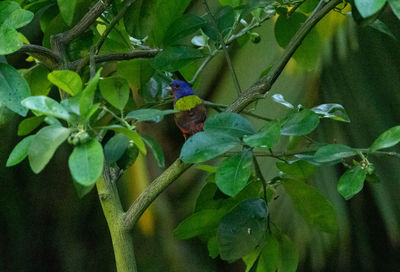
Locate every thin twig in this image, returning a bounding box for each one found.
[203,0,242,95]
[71,49,160,70]
[204,100,273,121]
[189,55,212,84]
[95,0,137,53]
[253,154,270,231]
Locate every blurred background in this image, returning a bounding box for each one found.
[1,1,400,271]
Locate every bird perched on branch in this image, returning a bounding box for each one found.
[170,80,206,140]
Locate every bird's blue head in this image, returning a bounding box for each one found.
[170,80,195,102]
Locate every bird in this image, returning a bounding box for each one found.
[170,80,206,140]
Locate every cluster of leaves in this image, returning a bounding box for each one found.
[174,94,400,270]
[5,66,174,196]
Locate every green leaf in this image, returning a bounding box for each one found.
[124,0,192,46]
[314,144,357,163]
[174,209,226,239]
[256,234,280,272]
[17,116,45,136]
[276,160,316,180]
[283,179,337,233]
[278,235,299,272]
[6,135,35,167]
[21,96,72,121]
[69,139,104,186]
[0,26,22,55]
[99,77,130,110]
[79,68,102,121]
[151,45,205,72]
[207,236,219,259]
[0,1,33,54]
[180,131,239,163]
[0,2,34,28]
[311,103,350,122]
[355,0,386,18]
[73,179,95,198]
[243,120,281,148]
[195,182,219,212]
[202,6,235,40]
[164,15,205,45]
[57,0,77,26]
[389,0,400,20]
[196,164,217,173]
[61,92,82,115]
[104,133,130,163]
[216,149,253,197]
[48,70,82,96]
[204,112,255,137]
[24,64,52,96]
[337,165,368,200]
[369,20,397,40]
[274,12,322,69]
[126,109,177,122]
[117,59,154,89]
[219,0,242,7]
[271,94,294,109]
[28,126,71,173]
[369,126,400,152]
[0,63,30,116]
[243,248,262,272]
[142,135,165,168]
[103,125,146,155]
[281,109,320,136]
[217,198,268,261]
[117,144,139,170]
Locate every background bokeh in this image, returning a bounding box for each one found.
[1,1,400,271]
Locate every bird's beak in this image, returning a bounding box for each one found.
[166,86,172,92]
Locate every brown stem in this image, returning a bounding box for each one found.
[71,49,161,70]
[60,0,112,44]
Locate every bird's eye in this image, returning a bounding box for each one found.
[176,84,180,88]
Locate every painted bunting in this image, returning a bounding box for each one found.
[170,80,206,140]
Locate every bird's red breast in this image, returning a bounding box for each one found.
[174,103,206,140]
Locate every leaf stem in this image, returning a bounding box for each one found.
[252,154,270,231]
[204,100,273,121]
[203,0,242,95]
[189,55,212,84]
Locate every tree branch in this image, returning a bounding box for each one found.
[122,0,341,231]
[226,0,341,112]
[204,100,273,121]
[71,49,160,70]
[60,0,112,44]
[14,44,61,69]
[123,160,191,231]
[95,0,137,53]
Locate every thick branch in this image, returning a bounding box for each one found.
[71,49,160,70]
[15,44,61,69]
[60,0,111,44]
[123,160,191,230]
[122,0,341,231]
[97,167,137,272]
